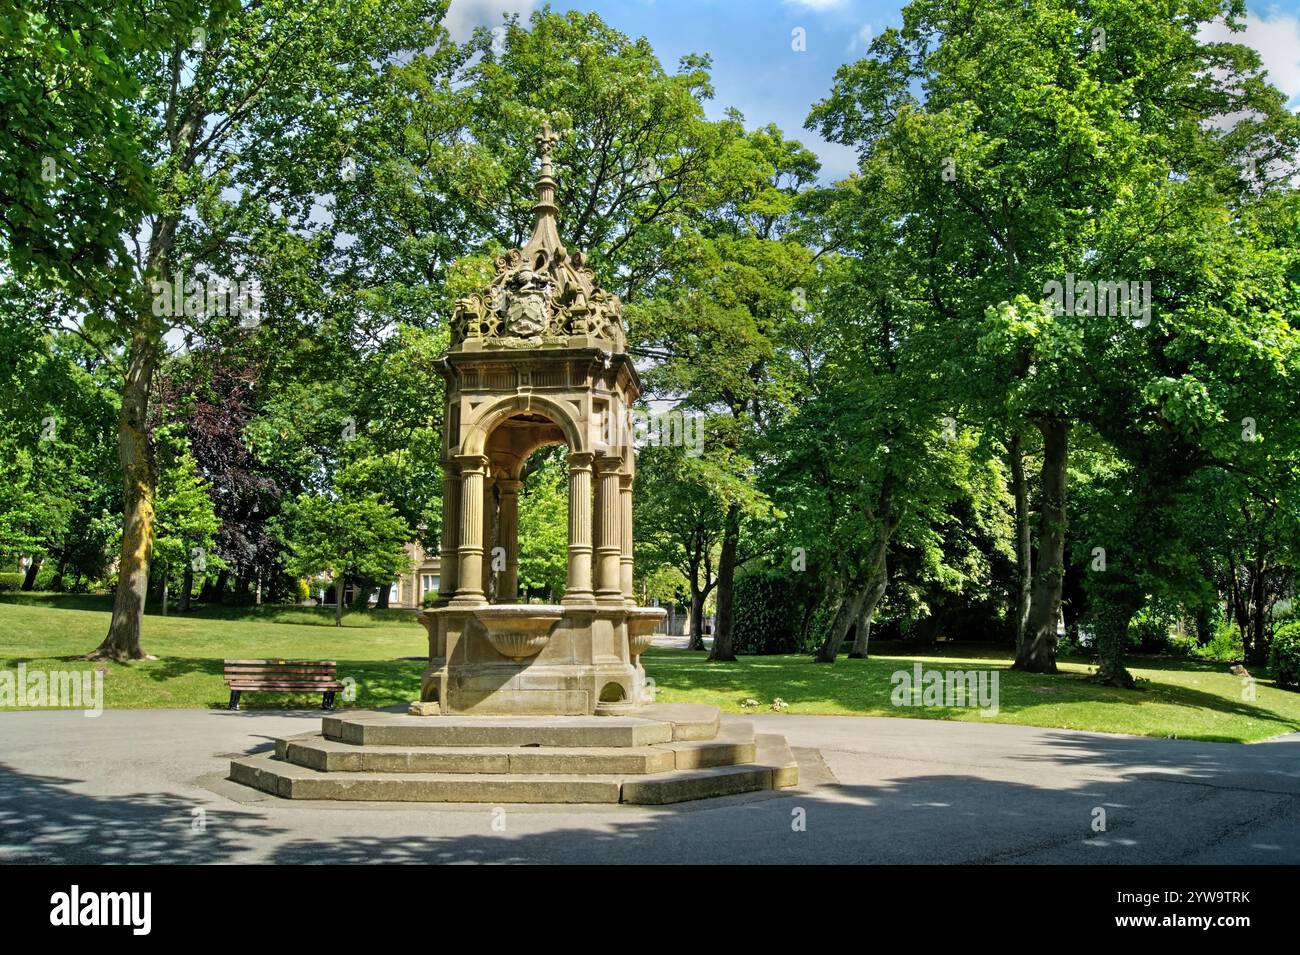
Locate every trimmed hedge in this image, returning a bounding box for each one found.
[732,571,804,655]
[1268,622,1300,690]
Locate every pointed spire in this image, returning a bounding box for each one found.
[523,121,563,258]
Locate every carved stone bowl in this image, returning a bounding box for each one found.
[474,605,564,659]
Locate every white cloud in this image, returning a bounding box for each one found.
[847,22,874,53]
[443,0,539,42]
[1201,8,1300,108]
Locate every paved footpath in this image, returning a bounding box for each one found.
[1,709,1297,864]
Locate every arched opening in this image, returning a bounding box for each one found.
[478,411,573,605]
[443,394,629,609]
[598,682,627,703]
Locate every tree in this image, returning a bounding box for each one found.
[635,447,729,650]
[56,0,449,659]
[808,0,1300,674]
[633,124,819,661]
[277,492,411,627]
[151,436,221,616]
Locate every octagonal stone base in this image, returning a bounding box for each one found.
[417,603,665,716]
[227,703,799,805]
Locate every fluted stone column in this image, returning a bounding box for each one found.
[619,471,634,605]
[452,454,489,605]
[594,454,623,604]
[496,478,522,601]
[438,465,460,599]
[480,474,497,600]
[563,451,595,605]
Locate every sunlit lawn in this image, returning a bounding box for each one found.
[647,644,1300,743]
[2,592,1298,742]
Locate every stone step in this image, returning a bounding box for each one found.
[638,703,721,741]
[229,734,798,805]
[323,714,673,748]
[321,702,720,748]
[755,733,800,789]
[278,734,677,775]
[621,733,800,804]
[274,723,758,775]
[619,764,774,805]
[231,754,625,803]
[660,722,756,769]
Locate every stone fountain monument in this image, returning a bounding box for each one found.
[419,121,662,716]
[227,125,799,804]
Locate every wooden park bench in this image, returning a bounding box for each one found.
[223,659,343,711]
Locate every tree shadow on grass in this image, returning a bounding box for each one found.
[643,649,1300,741]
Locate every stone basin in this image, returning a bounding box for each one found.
[625,606,667,658]
[474,604,564,659]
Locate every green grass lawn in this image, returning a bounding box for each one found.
[3,592,1299,742]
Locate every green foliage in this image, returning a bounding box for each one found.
[516,448,569,600]
[1127,609,1176,655]
[151,432,222,584]
[276,493,412,593]
[1185,620,1245,664]
[1273,600,1296,635]
[0,0,217,292]
[0,572,23,591]
[1268,623,1300,690]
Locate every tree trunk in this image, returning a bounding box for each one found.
[1194,601,1212,646]
[847,601,874,659]
[376,582,391,609]
[212,569,230,603]
[687,584,706,651]
[1009,430,1032,650]
[180,564,193,613]
[89,324,158,661]
[351,576,374,612]
[1249,548,1267,664]
[1228,560,1249,645]
[21,558,41,591]
[707,502,740,662]
[798,583,824,652]
[817,540,888,663]
[335,576,345,627]
[1092,598,1139,688]
[1014,419,1069,674]
[815,584,866,664]
[817,480,895,662]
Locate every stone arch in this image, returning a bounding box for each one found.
[461,393,586,459]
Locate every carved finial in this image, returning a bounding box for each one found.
[523,121,563,258]
[535,121,559,170]
[447,120,626,353]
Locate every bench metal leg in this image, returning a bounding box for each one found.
[322,691,336,711]
[227,690,241,711]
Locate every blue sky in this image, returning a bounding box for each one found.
[446,0,1300,182]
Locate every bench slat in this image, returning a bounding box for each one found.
[223,660,338,670]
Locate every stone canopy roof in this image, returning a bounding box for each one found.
[450,122,627,353]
